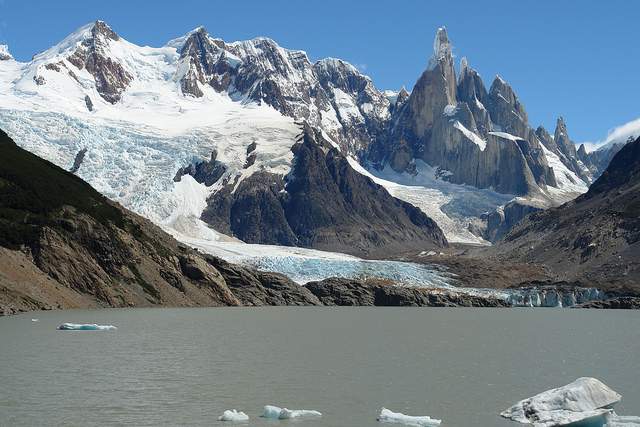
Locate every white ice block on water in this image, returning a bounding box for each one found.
[377,408,442,426]
[262,405,322,419]
[501,377,622,426]
[57,323,117,331]
[218,409,249,422]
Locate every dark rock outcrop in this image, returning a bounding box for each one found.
[304,278,509,307]
[201,125,448,257]
[174,149,227,186]
[69,148,87,174]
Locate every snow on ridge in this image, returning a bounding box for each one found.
[580,116,640,153]
[347,157,512,245]
[539,142,588,200]
[488,131,522,142]
[453,121,486,151]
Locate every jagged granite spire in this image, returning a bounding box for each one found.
[554,116,577,159]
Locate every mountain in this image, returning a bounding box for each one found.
[199,124,447,256]
[0,21,612,248]
[0,129,322,315]
[492,136,640,293]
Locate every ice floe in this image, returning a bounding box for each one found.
[218,409,249,422]
[377,408,442,426]
[501,377,622,426]
[261,405,322,419]
[57,323,117,331]
[606,414,640,426]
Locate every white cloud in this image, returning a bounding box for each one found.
[579,117,640,152]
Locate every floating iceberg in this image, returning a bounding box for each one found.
[218,409,249,422]
[261,405,322,419]
[377,408,442,426]
[501,377,621,426]
[606,414,640,426]
[57,323,117,331]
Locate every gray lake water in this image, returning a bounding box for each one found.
[1,308,639,427]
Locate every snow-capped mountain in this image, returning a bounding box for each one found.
[0,21,608,249]
[0,21,445,256]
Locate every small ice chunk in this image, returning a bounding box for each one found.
[31,319,39,322]
[501,377,622,426]
[218,409,249,422]
[377,408,442,426]
[262,405,322,419]
[57,323,117,331]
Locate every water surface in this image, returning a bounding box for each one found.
[1,308,638,426]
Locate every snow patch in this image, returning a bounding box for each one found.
[453,121,486,151]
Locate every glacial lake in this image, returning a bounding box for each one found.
[1,308,639,427]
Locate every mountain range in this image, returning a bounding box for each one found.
[0,20,635,254]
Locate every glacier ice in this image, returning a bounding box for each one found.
[218,409,249,422]
[261,405,321,419]
[57,323,117,331]
[501,377,622,426]
[377,408,442,426]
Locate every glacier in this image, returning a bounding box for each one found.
[377,408,442,426]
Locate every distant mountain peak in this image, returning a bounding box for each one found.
[0,44,12,61]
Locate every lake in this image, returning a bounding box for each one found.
[1,308,638,426]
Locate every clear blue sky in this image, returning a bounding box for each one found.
[0,0,637,143]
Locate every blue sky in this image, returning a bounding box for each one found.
[0,0,637,143]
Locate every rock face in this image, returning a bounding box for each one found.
[493,136,640,293]
[484,200,543,242]
[378,28,560,197]
[0,129,320,315]
[66,21,133,103]
[199,125,448,257]
[501,377,622,427]
[304,278,509,307]
[175,27,389,154]
[174,149,226,186]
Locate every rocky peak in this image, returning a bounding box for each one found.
[486,75,528,135]
[535,125,557,151]
[0,44,13,61]
[457,57,488,106]
[177,26,225,97]
[396,86,410,106]
[427,27,456,104]
[66,20,132,104]
[91,20,119,41]
[554,116,577,158]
